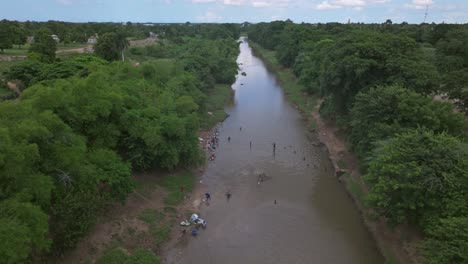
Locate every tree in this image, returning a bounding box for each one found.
[115,31,129,61]
[0,23,13,53]
[11,25,27,48]
[423,217,468,264]
[350,85,466,156]
[29,27,56,62]
[435,28,468,112]
[319,31,439,114]
[94,32,119,61]
[94,32,128,62]
[0,199,50,263]
[365,128,468,226]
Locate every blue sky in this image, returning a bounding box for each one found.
[1,0,467,23]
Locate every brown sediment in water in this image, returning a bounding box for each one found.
[161,38,384,264]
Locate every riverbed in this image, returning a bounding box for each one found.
[164,38,383,264]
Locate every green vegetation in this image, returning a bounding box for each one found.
[137,209,171,247]
[0,23,240,263]
[159,171,195,206]
[97,248,160,264]
[94,32,129,61]
[249,21,468,263]
[201,84,232,129]
[342,173,366,205]
[337,159,347,169]
[138,209,165,225]
[29,27,57,62]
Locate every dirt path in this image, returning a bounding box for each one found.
[310,101,421,264]
[56,46,92,54]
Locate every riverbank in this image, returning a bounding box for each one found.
[53,81,234,263]
[250,41,419,264]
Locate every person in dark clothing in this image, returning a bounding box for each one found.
[205,192,211,200]
[273,142,276,153]
[226,190,231,201]
[228,136,231,142]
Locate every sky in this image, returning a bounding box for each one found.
[1,0,467,24]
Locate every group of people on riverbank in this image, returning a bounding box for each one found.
[202,127,220,161]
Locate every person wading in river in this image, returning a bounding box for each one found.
[273,142,276,154]
[226,190,231,201]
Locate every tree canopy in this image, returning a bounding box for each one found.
[0,23,239,262]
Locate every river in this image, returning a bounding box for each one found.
[165,38,383,264]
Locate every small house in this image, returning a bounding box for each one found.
[87,34,98,44]
[51,34,60,43]
[149,32,159,40]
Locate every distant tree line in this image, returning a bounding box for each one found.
[0,24,240,263]
[0,19,240,49]
[248,21,468,263]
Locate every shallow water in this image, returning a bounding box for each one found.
[165,38,383,264]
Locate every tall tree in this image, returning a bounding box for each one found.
[0,23,12,53]
[115,31,129,61]
[94,32,127,61]
[29,27,56,62]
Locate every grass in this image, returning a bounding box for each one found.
[343,173,367,205]
[337,159,347,169]
[152,224,172,247]
[158,171,195,206]
[138,209,165,225]
[1,45,30,56]
[133,178,159,199]
[249,42,318,130]
[97,247,161,264]
[163,206,177,215]
[1,43,88,56]
[137,209,171,247]
[383,249,400,264]
[200,83,232,130]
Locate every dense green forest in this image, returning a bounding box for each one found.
[248,21,468,263]
[0,22,239,263]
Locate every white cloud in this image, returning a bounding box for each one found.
[223,0,244,5]
[316,1,341,10]
[192,0,291,8]
[192,0,217,3]
[196,11,223,22]
[252,1,271,7]
[56,0,73,5]
[404,0,433,10]
[315,0,389,10]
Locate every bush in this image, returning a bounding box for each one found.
[423,217,468,264]
[365,128,468,226]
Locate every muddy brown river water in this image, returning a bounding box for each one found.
[165,38,383,264]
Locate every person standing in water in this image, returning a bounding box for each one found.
[228,136,231,142]
[240,126,242,131]
[273,142,276,153]
[226,190,231,201]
